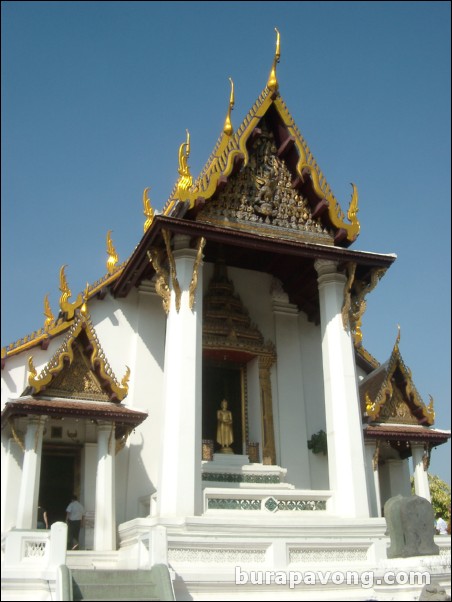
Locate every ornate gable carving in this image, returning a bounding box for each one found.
[363,332,435,426]
[196,123,334,244]
[27,310,130,402]
[42,341,109,401]
[378,386,419,425]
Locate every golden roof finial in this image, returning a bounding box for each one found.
[59,265,72,307]
[394,324,401,351]
[106,230,119,275]
[81,282,90,316]
[177,129,193,196]
[143,187,154,232]
[347,183,360,235]
[426,394,435,421]
[223,77,235,136]
[267,27,281,92]
[28,356,37,381]
[43,294,55,332]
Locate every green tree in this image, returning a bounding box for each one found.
[411,474,450,522]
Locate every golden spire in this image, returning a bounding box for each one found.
[106,230,119,274]
[43,294,55,332]
[223,77,235,136]
[143,187,154,232]
[177,129,193,196]
[59,265,72,306]
[267,28,281,92]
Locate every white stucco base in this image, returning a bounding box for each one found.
[117,516,451,601]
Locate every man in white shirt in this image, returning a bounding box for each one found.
[66,494,85,550]
[435,512,448,535]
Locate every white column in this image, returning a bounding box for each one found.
[157,234,203,517]
[412,444,431,502]
[1,437,23,531]
[16,416,46,529]
[315,259,370,518]
[94,421,116,551]
[272,281,311,488]
[364,441,382,517]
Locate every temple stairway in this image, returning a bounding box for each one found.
[61,563,175,601]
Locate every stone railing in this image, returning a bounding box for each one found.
[203,488,332,513]
[1,522,68,601]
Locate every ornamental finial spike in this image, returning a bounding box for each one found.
[395,324,401,351]
[223,77,235,136]
[81,282,90,316]
[106,230,119,275]
[177,129,193,194]
[43,294,55,332]
[143,187,154,232]
[267,28,281,92]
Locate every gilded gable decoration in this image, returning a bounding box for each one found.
[196,123,332,244]
[362,329,435,426]
[26,310,130,402]
[162,32,361,246]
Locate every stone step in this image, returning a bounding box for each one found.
[71,569,155,585]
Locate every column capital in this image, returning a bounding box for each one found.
[173,233,192,251]
[314,258,338,277]
[97,421,115,433]
[315,259,346,286]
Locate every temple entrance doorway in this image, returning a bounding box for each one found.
[202,360,245,455]
[39,445,81,526]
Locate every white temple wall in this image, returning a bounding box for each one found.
[1,435,23,532]
[1,335,65,404]
[298,313,329,490]
[90,286,167,523]
[226,266,275,343]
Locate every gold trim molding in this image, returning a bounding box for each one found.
[189,237,206,310]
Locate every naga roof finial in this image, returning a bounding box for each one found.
[223,77,235,136]
[267,28,281,92]
[43,294,55,332]
[177,129,193,197]
[106,230,119,275]
[59,265,72,306]
[143,187,154,232]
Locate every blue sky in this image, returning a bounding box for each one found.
[2,1,451,484]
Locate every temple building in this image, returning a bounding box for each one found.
[1,32,450,601]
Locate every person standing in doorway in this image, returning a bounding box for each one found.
[66,494,85,550]
[37,503,49,529]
